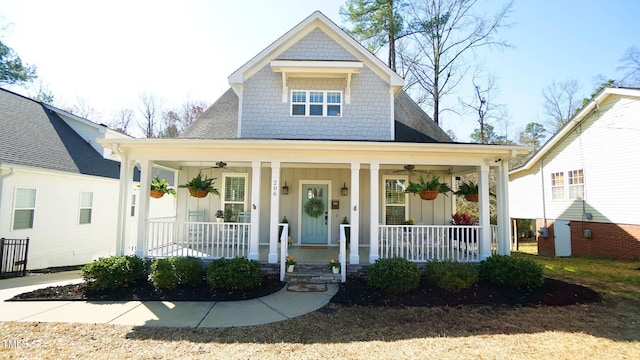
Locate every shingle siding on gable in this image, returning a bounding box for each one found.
[278,28,358,61]
[240,29,392,140]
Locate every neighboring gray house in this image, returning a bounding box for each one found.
[510,87,640,260]
[100,11,526,277]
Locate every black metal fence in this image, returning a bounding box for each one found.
[0,237,30,278]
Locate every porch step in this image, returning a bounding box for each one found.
[285,264,341,284]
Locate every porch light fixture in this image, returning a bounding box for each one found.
[341,182,349,196]
[282,182,289,195]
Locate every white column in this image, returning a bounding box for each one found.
[350,163,360,264]
[497,161,511,255]
[248,161,261,260]
[115,155,131,255]
[136,160,152,258]
[478,164,491,260]
[268,161,281,263]
[369,163,380,263]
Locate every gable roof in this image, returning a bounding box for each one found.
[228,10,404,95]
[0,88,121,178]
[181,88,452,143]
[510,87,640,175]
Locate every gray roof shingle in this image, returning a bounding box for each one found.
[0,88,121,178]
[180,88,451,143]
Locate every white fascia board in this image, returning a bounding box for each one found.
[270,60,363,74]
[509,87,640,175]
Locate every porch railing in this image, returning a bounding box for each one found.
[146,220,250,259]
[378,225,499,262]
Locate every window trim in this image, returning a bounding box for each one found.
[79,191,94,225]
[551,172,565,200]
[567,169,584,200]
[290,90,342,117]
[222,173,248,222]
[12,188,36,231]
[382,175,409,225]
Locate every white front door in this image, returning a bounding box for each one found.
[554,219,572,257]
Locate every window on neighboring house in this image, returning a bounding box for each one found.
[291,90,342,117]
[79,192,93,224]
[551,172,565,200]
[383,177,408,225]
[13,188,36,230]
[568,169,584,199]
[222,174,247,222]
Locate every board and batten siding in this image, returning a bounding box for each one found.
[0,168,119,270]
[510,94,640,226]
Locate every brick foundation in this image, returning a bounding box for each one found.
[535,219,640,260]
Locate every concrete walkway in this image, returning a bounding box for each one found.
[0,271,337,328]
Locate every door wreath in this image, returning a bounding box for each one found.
[304,197,324,218]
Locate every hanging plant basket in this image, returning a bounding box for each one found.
[149,190,165,198]
[464,194,479,202]
[188,189,209,198]
[304,198,325,218]
[419,190,439,201]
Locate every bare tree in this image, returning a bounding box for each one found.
[402,0,513,126]
[541,78,581,133]
[159,100,208,138]
[137,92,163,138]
[63,96,101,122]
[617,46,640,87]
[459,73,508,144]
[109,108,135,136]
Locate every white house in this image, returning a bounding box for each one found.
[99,11,527,278]
[509,87,640,260]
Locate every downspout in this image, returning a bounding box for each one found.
[539,159,548,230]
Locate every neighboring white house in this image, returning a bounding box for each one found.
[99,11,527,272]
[509,87,640,260]
[0,88,177,270]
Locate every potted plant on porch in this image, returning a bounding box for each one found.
[405,175,452,200]
[285,255,296,272]
[149,176,177,198]
[329,259,340,274]
[454,180,479,202]
[179,172,220,198]
[215,210,224,223]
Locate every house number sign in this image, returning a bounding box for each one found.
[272,180,278,197]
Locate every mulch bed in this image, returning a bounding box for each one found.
[330,275,602,307]
[7,275,285,302]
[6,274,601,307]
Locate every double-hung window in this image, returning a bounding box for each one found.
[222,174,247,222]
[291,90,342,117]
[383,177,408,225]
[79,192,93,224]
[568,169,584,199]
[551,172,565,200]
[13,188,36,230]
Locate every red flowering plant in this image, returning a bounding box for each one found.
[451,213,474,225]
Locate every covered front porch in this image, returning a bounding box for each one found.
[101,139,524,281]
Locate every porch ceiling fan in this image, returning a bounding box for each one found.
[200,161,227,171]
[393,164,431,175]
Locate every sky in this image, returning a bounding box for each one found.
[1,0,639,141]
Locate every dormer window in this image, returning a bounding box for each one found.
[291,90,342,117]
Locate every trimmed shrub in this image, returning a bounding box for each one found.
[479,255,544,288]
[150,256,204,289]
[81,255,146,291]
[366,257,420,293]
[206,257,262,290]
[423,260,479,291]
